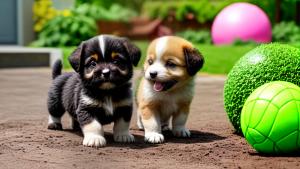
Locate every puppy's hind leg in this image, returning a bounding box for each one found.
[47,107,64,130]
[47,90,65,130]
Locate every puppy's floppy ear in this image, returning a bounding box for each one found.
[68,41,86,72]
[183,47,204,76]
[122,38,141,66]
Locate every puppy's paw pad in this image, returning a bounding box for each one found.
[145,132,164,144]
[172,128,191,138]
[83,134,106,147]
[114,134,135,143]
[48,123,62,130]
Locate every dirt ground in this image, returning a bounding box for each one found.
[0,68,300,169]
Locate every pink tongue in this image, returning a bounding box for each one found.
[154,82,164,92]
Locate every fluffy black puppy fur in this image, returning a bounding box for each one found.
[47,35,141,147]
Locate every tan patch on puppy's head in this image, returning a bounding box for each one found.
[159,36,194,82]
[111,52,118,59]
[91,54,99,61]
[160,36,194,61]
[144,36,200,91]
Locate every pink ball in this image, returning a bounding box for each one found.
[211,2,272,45]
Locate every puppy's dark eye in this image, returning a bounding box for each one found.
[89,61,97,68]
[112,58,126,70]
[166,61,176,68]
[113,60,119,65]
[148,59,153,65]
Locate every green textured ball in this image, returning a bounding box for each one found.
[241,81,300,154]
[224,43,300,133]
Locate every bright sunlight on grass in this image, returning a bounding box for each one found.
[197,44,255,74]
[61,46,76,70]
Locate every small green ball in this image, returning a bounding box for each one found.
[241,81,300,154]
[224,43,300,133]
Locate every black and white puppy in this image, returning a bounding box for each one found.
[47,35,141,147]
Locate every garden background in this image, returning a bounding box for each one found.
[30,0,300,75]
[1,1,300,168]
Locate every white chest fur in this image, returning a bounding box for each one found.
[102,96,113,115]
[80,92,132,116]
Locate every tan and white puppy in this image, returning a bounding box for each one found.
[136,36,204,143]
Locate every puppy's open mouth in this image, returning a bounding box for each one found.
[153,80,177,92]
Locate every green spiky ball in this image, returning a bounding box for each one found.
[241,81,300,154]
[224,44,300,133]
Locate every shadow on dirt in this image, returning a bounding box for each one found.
[62,128,226,149]
[111,129,226,149]
[164,130,226,144]
[63,128,160,149]
[105,129,161,149]
[249,152,300,157]
[64,128,83,137]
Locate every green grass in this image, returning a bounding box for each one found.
[61,46,76,70]
[197,44,255,74]
[60,41,256,75]
[133,41,148,68]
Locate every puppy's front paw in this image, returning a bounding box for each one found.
[83,134,106,147]
[48,123,62,130]
[114,134,135,143]
[172,127,191,138]
[145,132,164,143]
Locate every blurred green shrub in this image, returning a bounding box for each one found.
[176,29,211,44]
[142,0,240,23]
[75,0,145,13]
[249,0,296,23]
[232,39,258,46]
[32,2,138,47]
[32,14,97,47]
[73,3,102,19]
[33,0,68,32]
[272,21,300,43]
[142,0,298,24]
[74,3,137,22]
[75,0,112,8]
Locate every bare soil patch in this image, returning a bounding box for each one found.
[0,69,299,169]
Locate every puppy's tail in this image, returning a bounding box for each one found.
[52,60,62,79]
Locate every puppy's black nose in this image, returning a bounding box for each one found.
[150,71,157,79]
[102,68,110,78]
